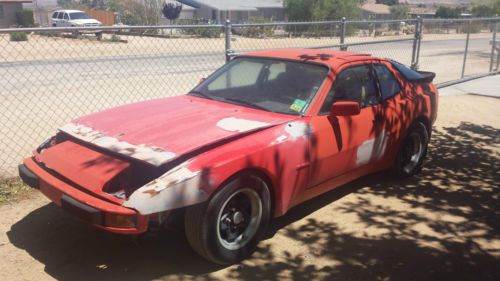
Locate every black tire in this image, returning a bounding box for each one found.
[394,121,429,177]
[185,173,271,264]
[96,32,103,40]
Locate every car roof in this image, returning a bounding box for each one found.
[241,48,378,70]
[54,10,84,13]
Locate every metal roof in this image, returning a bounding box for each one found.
[179,0,283,11]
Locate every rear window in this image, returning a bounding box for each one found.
[390,61,425,81]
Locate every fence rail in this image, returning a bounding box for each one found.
[0,17,499,176]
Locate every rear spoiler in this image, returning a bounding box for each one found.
[414,71,436,83]
[389,60,436,84]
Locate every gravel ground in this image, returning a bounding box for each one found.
[0,94,499,281]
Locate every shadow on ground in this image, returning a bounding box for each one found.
[8,122,500,281]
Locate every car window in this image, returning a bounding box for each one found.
[374,64,401,100]
[63,13,69,20]
[69,12,90,20]
[52,12,59,19]
[58,12,64,19]
[208,60,262,90]
[191,58,328,115]
[320,65,379,114]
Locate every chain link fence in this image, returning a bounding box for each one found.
[1,18,499,176]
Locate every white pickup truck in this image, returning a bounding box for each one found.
[51,10,102,39]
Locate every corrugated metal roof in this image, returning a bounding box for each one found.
[179,0,283,11]
[360,3,391,15]
[0,0,33,3]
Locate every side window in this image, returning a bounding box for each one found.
[52,12,58,19]
[320,65,378,114]
[58,12,64,19]
[208,60,262,91]
[63,13,69,20]
[0,5,4,20]
[374,65,401,100]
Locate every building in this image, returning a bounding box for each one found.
[360,3,392,20]
[0,0,32,28]
[178,0,284,23]
[23,0,57,26]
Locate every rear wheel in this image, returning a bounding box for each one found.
[394,122,429,177]
[185,173,271,264]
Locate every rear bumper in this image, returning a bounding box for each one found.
[19,158,148,234]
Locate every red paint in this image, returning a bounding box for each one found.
[21,49,438,233]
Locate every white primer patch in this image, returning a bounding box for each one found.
[285,122,311,139]
[356,131,389,166]
[216,117,270,132]
[59,123,176,166]
[123,162,208,214]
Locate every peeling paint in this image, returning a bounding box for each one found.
[216,117,270,132]
[356,131,389,166]
[272,134,288,145]
[59,123,176,166]
[123,162,207,214]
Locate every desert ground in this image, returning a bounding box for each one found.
[0,93,498,281]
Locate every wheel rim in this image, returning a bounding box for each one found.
[216,188,263,250]
[401,131,423,174]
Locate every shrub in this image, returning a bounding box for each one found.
[183,27,221,38]
[244,17,273,38]
[10,32,28,42]
[15,10,34,27]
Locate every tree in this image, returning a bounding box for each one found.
[162,1,183,23]
[284,0,361,21]
[284,0,314,21]
[471,0,500,16]
[390,4,409,19]
[435,6,461,18]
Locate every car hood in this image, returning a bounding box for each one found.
[71,19,100,24]
[59,95,296,166]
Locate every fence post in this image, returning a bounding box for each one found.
[490,21,498,72]
[461,20,471,78]
[340,17,347,51]
[225,19,232,63]
[411,16,422,70]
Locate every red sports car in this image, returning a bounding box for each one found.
[19,49,438,264]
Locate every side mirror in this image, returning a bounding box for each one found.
[330,101,361,117]
[198,77,206,84]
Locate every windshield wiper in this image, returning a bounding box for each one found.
[222,97,268,111]
[188,91,214,100]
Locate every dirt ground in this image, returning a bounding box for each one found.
[0,94,499,281]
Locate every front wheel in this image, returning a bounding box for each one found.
[394,122,429,177]
[184,173,271,264]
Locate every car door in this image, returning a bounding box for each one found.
[62,12,70,27]
[372,62,406,164]
[307,63,388,188]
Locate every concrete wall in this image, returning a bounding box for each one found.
[0,3,23,28]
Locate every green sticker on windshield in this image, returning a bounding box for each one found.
[290,99,307,112]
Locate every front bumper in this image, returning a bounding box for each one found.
[19,158,148,234]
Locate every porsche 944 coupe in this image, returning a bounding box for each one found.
[19,49,438,264]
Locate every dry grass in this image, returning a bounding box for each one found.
[0,177,33,205]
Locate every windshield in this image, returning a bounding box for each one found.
[69,12,90,20]
[189,58,328,115]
